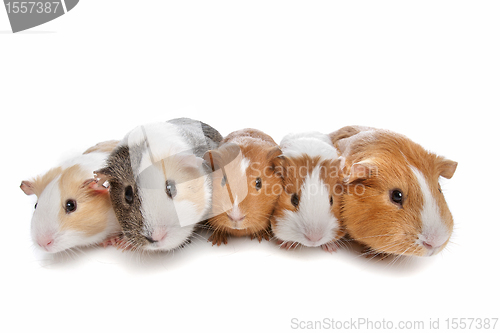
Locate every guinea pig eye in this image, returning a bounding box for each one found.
[166,180,177,199]
[255,177,262,191]
[124,186,134,204]
[329,196,334,206]
[291,193,300,207]
[390,189,404,206]
[65,199,77,213]
[34,203,38,209]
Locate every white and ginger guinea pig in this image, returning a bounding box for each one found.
[330,126,458,257]
[95,118,223,252]
[204,129,282,245]
[20,141,121,253]
[271,132,346,253]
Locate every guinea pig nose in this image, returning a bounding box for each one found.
[37,236,54,250]
[147,229,168,243]
[422,241,434,250]
[305,233,323,243]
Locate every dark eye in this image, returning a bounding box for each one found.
[65,199,77,213]
[438,184,442,194]
[255,177,262,191]
[125,186,134,204]
[390,189,404,206]
[330,196,334,206]
[34,203,38,209]
[291,193,300,207]
[221,175,227,187]
[166,180,177,199]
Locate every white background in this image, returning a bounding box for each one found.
[1,1,499,332]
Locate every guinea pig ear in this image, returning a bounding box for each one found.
[437,158,458,179]
[266,146,283,163]
[177,153,205,170]
[83,178,110,195]
[271,154,290,179]
[20,181,35,196]
[345,159,378,184]
[203,150,221,171]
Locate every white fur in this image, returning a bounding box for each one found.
[410,166,451,256]
[273,165,340,247]
[30,152,119,253]
[281,132,338,160]
[240,157,250,175]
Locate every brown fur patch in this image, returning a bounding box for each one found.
[207,129,281,244]
[58,165,112,236]
[27,167,63,197]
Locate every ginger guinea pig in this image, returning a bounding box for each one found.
[271,132,346,253]
[96,118,222,252]
[204,129,282,246]
[330,126,458,257]
[20,141,121,253]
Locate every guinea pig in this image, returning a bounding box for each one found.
[95,118,223,252]
[270,132,346,253]
[329,126,458,257]
[204,129,283,246]
[20,141,121,253]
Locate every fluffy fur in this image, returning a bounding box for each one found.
[96,118,222,252]
[205,129,282,245]
[271,132,345,252]
[330,126,458,257]
[20,141,120,253]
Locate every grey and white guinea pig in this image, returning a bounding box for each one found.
[95,118,223,252]
[20,141,121,253]
[329,126,458,257]
[270,132,346,253]
[204,129,282,246]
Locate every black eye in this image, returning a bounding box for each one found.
[34,203,38,209]
[390,189,404,206]
[291,193,300,207]
[255,177,262,191]
[330,196,334,206]
[125,186,134,204]
[221,175,227,187]
[65,199,77,213]
[438,184,442,194]
[166,180,177,199]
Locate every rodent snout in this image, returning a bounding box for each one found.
[145,229,168,243]
[36,235,55,252]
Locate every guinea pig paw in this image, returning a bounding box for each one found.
[100,236,121,248]
[277,241,298,250]
[250,229,271,242]
[208,231,228,246]
[321,242,339,253]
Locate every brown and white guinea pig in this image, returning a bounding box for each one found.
[95,118,223,252]
[20,141,121,253]
[203,129,282,246]
[270,132,346,253]
[330,126,458,257]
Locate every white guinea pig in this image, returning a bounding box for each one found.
[271,132,346,253]
[20,141,121,253]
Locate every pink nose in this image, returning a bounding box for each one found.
[305,233,323,243]
[37,236,54,250]
[422,241,434,250]
[227,212,245,223]
[151,229,168,242]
